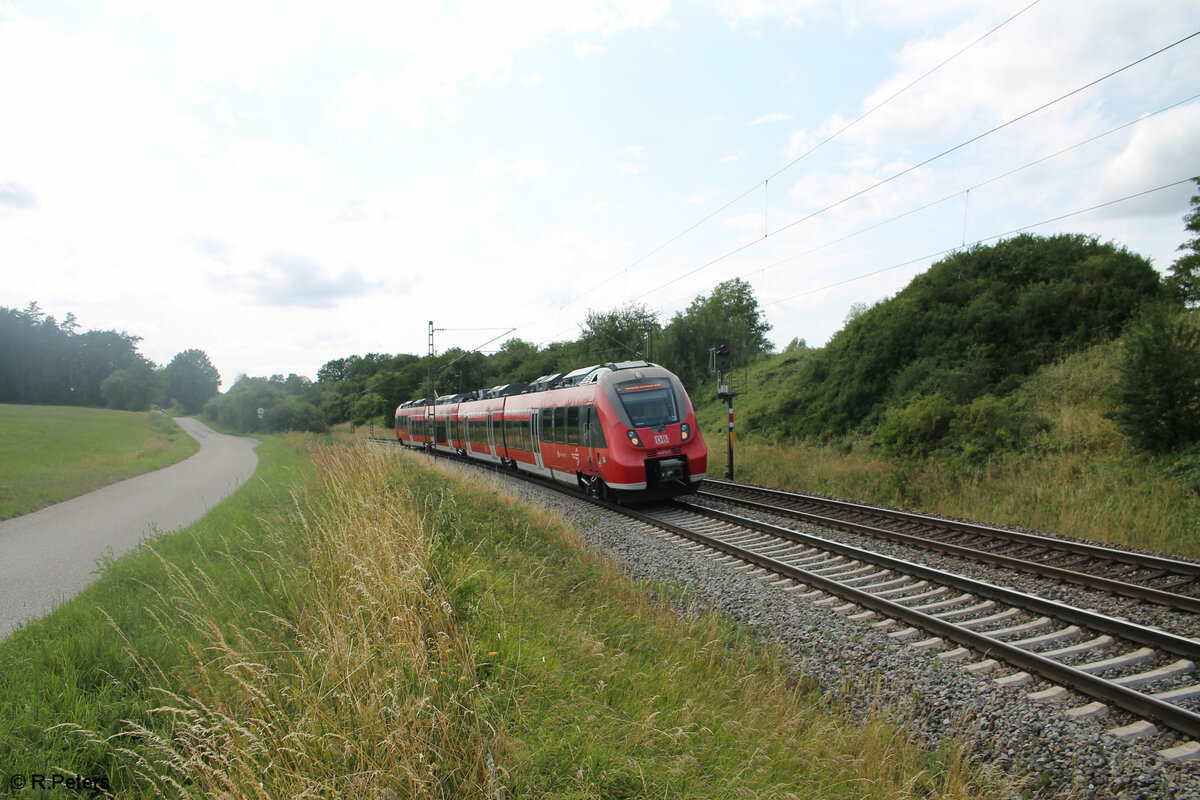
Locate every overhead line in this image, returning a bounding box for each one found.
[762,177,1197,308]
[765,0,1043,183]
[751,93,1200,279]
[761,29,1200,243]
[516,1,1038,336]
[626,33,1200,307]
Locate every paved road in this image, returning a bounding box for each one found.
[0,418,259,638]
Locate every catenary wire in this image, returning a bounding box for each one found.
[517,1,1041,340]
[762,177,1198,309]
[621,32,1200,312]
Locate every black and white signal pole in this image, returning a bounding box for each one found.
[713,339,736,480]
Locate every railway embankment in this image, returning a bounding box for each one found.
[0,440,1009,798]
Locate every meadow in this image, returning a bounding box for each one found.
[0,405,199,520]
[0,435,1012,798]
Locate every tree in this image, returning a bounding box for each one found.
[165,349,221,413]
[101,361,163,411]
[1166,178,1200,308]
[0,302,146,406]
[661,278,773,390]
[576,304,660,364]
[1108,303,1200,453]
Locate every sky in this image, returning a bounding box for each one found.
[2,0,1199,389]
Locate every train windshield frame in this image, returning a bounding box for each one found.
[614,379,680,428]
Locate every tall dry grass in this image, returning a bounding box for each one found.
[74,444,495,798]
[54,443,1012,798]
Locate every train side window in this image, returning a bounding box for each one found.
[585,405,607,448]
[565,406,580,445]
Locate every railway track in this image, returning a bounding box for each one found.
[626,500,1200,760]
[695,479,1200,615]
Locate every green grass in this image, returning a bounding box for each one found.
[705,340,1200,560]
[0,435,308,793]
[0,404,200,520]
[0,440,1010,798]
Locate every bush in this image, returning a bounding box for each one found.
[949,394,1047,465]
[876,392,1047,465]
[264,397,329,433]
[1108,305,1200,453]
[876,394,955,458]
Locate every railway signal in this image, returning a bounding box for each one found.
[712,339,737,480]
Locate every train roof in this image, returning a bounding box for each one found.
[400,360,662,408]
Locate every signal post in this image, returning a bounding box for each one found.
[713,340,737,480]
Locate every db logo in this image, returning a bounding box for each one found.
[654,434,669,445]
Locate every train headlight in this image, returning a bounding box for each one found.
[626,429,643,447]
[680,422,691,442]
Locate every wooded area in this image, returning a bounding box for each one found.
[0,304,220,413]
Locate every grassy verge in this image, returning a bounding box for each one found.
[0,434,311,795]
[0,440,1010,798]
[0,405,200,520]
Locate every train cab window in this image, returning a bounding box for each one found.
[615,379,680,428]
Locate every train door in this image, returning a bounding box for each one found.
[582,404,606,476]
[530,409,545,472]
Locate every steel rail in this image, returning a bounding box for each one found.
[626,502,1200,740]
[702,479,1200,576]
[668,502,1200,661]
[698,481,1200,615]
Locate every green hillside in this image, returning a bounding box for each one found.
[697,316,1200,559]
[755,233,1160,440]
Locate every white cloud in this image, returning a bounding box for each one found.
[573,40,607,58]
[749,112,792,125]
[1089,103,1200,217]
[0,181,36,210]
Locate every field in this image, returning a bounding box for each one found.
[0,405,199,520]
[0,436,1011,798]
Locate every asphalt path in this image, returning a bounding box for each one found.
[0,417,259,638]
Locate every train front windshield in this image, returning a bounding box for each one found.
[615,380,680,428]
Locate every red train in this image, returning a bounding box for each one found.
[394,360,707,502]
